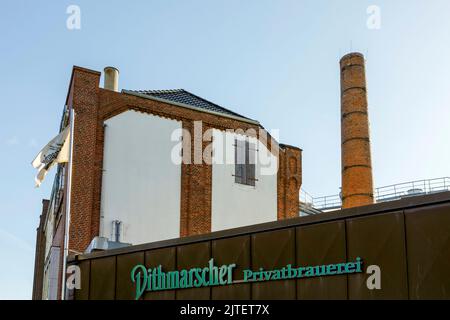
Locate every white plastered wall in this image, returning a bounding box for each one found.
[211,129,278,231]
[100,110,182,245]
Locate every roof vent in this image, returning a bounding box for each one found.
[84,236,131,254]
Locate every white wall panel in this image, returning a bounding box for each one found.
[100,110,181,245]
[211,130,278,231]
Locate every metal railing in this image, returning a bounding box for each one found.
[304,177,450,212]
[375,177,450,202]
[310,194,342,211]
[299,189,322,216]
[299,188,314,206]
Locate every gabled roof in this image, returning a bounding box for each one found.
[125,89,256,123]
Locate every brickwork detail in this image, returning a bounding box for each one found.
[180,121,212,236]
[277,145,302,219]
[68,67,101,252]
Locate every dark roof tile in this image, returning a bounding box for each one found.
[128,89,252,120]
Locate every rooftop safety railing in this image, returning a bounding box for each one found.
[301,177,450,213]
[374,177,450,202]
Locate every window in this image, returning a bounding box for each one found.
[43,246,60,300]
[234,138,256,186]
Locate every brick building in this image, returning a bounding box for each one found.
[33,65,302,300]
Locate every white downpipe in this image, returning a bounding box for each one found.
[60,109,75,300]
[98,123,107,240]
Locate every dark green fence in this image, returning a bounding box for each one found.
[68,192,450,300]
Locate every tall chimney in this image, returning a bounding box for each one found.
[340,52,374,209]
[104,66,119,92]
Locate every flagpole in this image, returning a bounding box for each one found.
[60,108,75,300]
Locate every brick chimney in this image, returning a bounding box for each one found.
[104,66,119,92]
[340,52,374,209]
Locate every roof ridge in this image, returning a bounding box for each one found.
[134,89,185,94]
[181,90,247,119]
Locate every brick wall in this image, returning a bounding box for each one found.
[180,121,212,236]
[67,67,101,252]
[32,199,49,300]
[277,145,302,219]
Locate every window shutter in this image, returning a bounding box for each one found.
[235,138,256,186]
[234,139,245,184]
[246,141,256,186]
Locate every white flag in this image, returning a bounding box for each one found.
[32,126,70,187]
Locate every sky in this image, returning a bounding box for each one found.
[0,0,449,299]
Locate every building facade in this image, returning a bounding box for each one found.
[33,66,302,300]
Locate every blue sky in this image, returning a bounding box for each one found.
[0,0,449,299]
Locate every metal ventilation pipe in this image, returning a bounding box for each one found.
[104,66,119,92]
[340,52,374,209]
